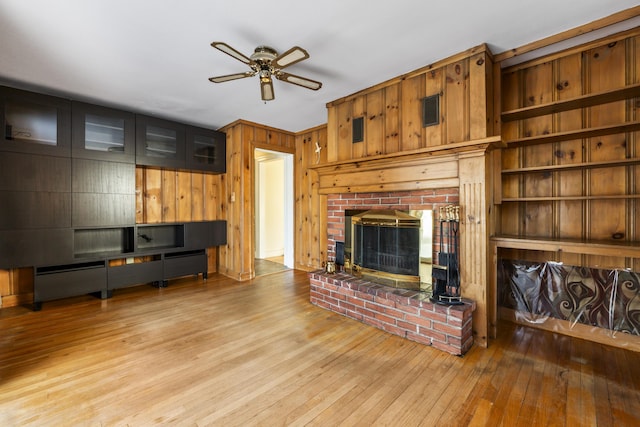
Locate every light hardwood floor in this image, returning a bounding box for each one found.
[0,270,639,426]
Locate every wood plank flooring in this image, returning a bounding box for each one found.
[0,269,639,426]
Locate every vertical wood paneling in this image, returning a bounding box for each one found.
[191,173,204,222]
[459,152,489,347]
[470,52,490,140]
[176,171,193,222]
[144,168,162,223]
[161,170,176,223]
[135,167,144,223]
[499,31,640,273]
[384,84,400,153]
[500,70,522,237]
[523,62,553,238]
[324,45,491,163]
[586,40,627,267]
[352,97,366,159]
[400,75,424,151]
[366,90,384,156]
[295,127,326,270]
[218,120,298,279]
[336,102,352,161]
[425,69,444,146]
[327,106,338,163]
[633,36,640,272]
[555,52,584,265]
[444,59,470,143]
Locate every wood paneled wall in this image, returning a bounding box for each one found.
[218,120,297,280]
[295,125,328,271]
[499,29,640,271]
[325,44,493,162]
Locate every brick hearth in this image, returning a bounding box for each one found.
[309,271,475,356]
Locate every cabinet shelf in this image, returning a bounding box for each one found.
[502,157,640,174]
[501,83,640,122]
[491,235,640,258]
[501,195,640,202]
[503,121,640,148]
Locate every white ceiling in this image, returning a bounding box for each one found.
[1,1,639,133]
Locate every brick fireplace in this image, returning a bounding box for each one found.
[308,188,476,356]
[325,189,459,263]
[309,141,497,348]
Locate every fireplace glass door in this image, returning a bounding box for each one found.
[353,223,420,276]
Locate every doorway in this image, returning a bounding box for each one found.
[254,148,294,276]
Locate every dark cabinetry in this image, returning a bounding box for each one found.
[186,126,226,173]
[72,158,136,227]
[0,151,72,268]
[0,86,71,157]
[33,221,226,309]
[135,115,186,169]
[72,101,135,163]
[1,85,227,309]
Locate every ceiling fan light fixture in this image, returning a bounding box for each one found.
[260,77,274,101]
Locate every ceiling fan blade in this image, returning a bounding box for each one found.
[209,71,255,83]
[276,72,322,91]
[260,77,275,101]
[211,42,252,65]
[272,46,309,69]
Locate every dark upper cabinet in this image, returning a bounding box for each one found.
[0,86,71,157]
[186,126,226,173]
[135,115,186,169]
[72,101,135,163]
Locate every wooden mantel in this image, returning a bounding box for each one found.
[310,136,502,195]
[309,135,501,347]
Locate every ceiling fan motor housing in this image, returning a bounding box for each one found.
[251,46,278,63]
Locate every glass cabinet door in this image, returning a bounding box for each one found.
[186,126,226,173]
[85,114,125,152]
[5,101,57,146]
[1,86,71,156]
[144,125,178,158]
[135,115,186,168]
[72,102,135,162]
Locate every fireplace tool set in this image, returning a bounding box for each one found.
[431,205,463,305]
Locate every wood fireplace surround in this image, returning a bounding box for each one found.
[309,138,499,348]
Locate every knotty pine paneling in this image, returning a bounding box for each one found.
[498,30,640,271]
[325,44,494,163]
[218,120,298,280]
[295,126,327,271]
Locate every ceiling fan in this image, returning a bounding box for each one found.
[208,42,322,101]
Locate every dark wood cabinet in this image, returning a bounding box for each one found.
[72,101,135,163]
[0,86,71,157]
[1,84,228,309]
[186,125,226,173]
[135,115,186,169]
[0,229,73,269]
[72,158,136,227]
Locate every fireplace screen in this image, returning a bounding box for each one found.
[352,210,420,288]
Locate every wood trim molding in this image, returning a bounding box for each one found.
[495,6,640,66]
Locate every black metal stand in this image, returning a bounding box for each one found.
[431,205,463,305]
